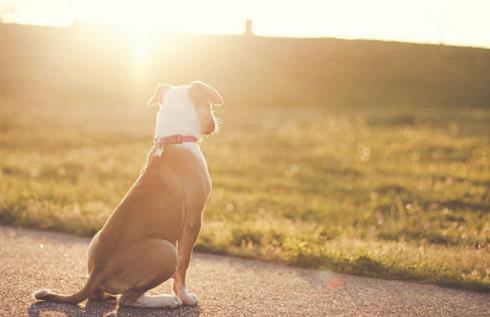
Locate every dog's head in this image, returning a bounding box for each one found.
[147,81,223,136]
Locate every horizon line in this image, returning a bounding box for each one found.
[1,20,489,51]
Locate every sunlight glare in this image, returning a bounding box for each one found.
[2,0,490,48]
[130,29,152,79]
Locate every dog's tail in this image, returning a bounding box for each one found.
[32,273,101,304]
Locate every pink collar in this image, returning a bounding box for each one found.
[154,135,199,146]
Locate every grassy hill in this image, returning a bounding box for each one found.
[1,22,490,107]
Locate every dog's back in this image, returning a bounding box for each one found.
[92,145,210,250]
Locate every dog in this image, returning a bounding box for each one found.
[33,81,223,308]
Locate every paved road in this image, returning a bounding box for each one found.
[0,226,489,317]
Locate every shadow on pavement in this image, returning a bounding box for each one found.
[27,300,115,317]
[27,300,201,317]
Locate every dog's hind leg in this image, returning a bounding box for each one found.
[100,239,180,308]
[88,288,116,301]
[119,290,182,308]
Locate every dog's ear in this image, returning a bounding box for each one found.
[146,84,171,107]
[189,81,223,106]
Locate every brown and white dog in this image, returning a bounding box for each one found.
[33,81,223,308]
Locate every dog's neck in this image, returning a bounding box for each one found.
[154,107,207,168]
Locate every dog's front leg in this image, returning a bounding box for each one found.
[173,216,201,306]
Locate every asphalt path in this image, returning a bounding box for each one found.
[0,226,489,316]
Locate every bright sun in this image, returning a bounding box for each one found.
[72,0,251,75]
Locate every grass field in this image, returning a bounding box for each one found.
[1,96,489,291]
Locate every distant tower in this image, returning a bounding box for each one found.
[244,19,253,36]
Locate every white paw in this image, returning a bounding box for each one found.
[155,295,182,309]
[32,289,50,300]
[133,294,182,308]
[165,296,183,308]
[179,292,199,306]
[182,293,199,306]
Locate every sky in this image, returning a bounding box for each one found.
[0,0,490,49]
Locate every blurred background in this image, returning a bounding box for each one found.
[1,0,490,106]
[0,0,489,290]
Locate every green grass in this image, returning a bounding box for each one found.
[1,96,489,291]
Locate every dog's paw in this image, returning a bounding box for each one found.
[181,293,198,306]
[165,296,183,308]
[177,291,198,306]
[121,294,182,309]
